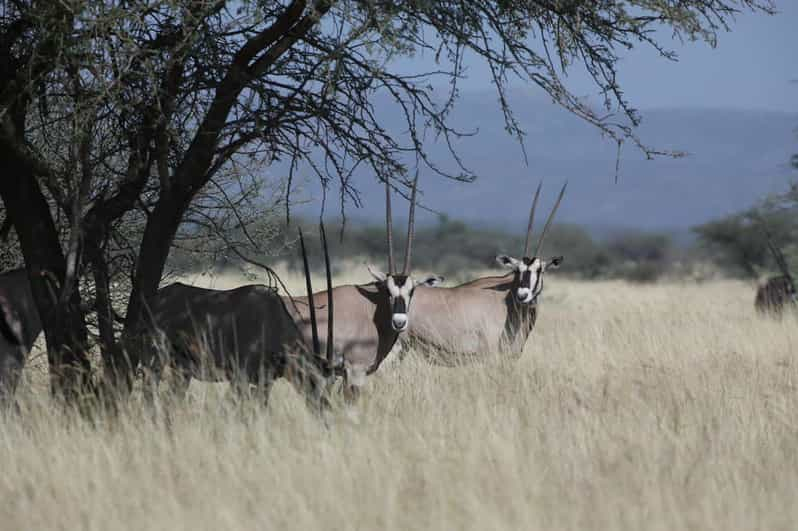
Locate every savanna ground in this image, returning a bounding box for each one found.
[2,266,798,530]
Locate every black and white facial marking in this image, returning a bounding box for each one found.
[368,266,443,331]
[496,255,563,304]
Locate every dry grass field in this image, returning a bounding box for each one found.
[2,268,798,530]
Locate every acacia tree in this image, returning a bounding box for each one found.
[693,207,796,277]
[0,0,775,399]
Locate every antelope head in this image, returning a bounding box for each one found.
[497,181,567,305]
[369,175,443,331]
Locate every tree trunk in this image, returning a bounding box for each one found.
[86,241,129,394]
[0,151,93,401]
[120,0,328,376]
[122,193,187,364]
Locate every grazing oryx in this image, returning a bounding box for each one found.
[404,182,566,364]
[136,241,337,412]
[755,236,797,316]
[0,268,41,407]
[285,176,443,402]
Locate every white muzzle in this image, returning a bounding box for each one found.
[391,313,408,331]
[516,288,533,303]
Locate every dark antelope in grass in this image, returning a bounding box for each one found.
[404,181,566,364]
[0,268,42,408]
[135,241,337,413]
[754,234,797,316]
[286,175,443,402]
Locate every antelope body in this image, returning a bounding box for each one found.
[0,268,42,405]
[137,282,331,410]
[754,232,797,317]
[755,275,797,316]
[407,274,535,364]
[287,272,440,399]
[404,182,565,364]
[288,176,442,400]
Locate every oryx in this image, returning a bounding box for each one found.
[404,182,566,364]
[0,268,41,407]
[135,238,338,412]
[755,234,797,316]
[285,176,443,402]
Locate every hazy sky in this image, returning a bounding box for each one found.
[397,1,797,112]
[292,2,798,230]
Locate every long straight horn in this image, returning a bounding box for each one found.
[299,228,320,356]
[533,181,567,258]
[385,179,395,274]
[523,181,543,257]
[320,221,334,366]
[402,172,419,275]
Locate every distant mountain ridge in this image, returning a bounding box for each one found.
[284,89,798,232]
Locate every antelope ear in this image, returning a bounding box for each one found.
[367,264,387,282]
[496,255,519,268]
[545,256,563,270]
[416,275,444,288]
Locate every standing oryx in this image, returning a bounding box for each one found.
[0,268,42,407]
[754,235,797,316]
[135,237,338,412]
[285,176,443,402]
[404,182,566,364]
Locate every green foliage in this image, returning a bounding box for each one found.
[603,231,675,283]
[693,204,797,278]
[170,216,681,283]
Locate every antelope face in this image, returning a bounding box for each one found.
[368,267,443,331]
[496,255,562,304]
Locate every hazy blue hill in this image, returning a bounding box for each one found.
[286,89,798,233]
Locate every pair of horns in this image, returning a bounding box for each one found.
[523,181,567,258]
[385,173,419,275]
[298,223,334,366]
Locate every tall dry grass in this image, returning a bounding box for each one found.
[2,271,798,530]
